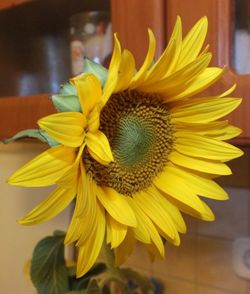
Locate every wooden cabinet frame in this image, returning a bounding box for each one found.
[0,0,249,144]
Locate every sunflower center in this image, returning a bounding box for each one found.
[84,90,173,196]
[114,114,155,167]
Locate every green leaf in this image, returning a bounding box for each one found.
[51,94,81,113]
[2,129,48,144]
[2,128,59,147]
[83,59,108,87]
[31,231,69,294]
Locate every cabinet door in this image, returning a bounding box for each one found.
[112,0,250,144]
[0,0,31,10]
[166,0,250,144]
[111,0,166,65]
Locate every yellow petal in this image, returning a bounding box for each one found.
[169,151,232,175]
[214,125,242,140]
[145,243,164,261]
[115,229,136,266]
[97,186,137,227]
[174,132,243,161]
[134,190,180,245]
[171,97,242,123]
[88,107,100,132]
[219,84,237,97]
[106,214,127,248]
[148,186,186,234]
[38,112,86,147]
[76,210,98,247]
[184,200,215,221]
[56,144,85,189]
[65,213,81,244]
[76,202,105,277]
[175,120,227,137]
[115,49,136,92]
[166,67,225,101]
[154,166,205,216]
[175,121,242,141]
[126,198,151,244]
[18,187,76,225]
[130,29,156,88]
[166,163,228,200]
[176,16,208,70]
[142,39,177,85]
[163,16,182,75]
[64,169,97,245]
[140,53,211,94]
[101,34,121,107]
[86,130,114,165]
[76,176,98,246]
[199,201,215,221]
[71,73,102,117]
[74,163,92,218]
[8,146,76,187]
[130,198,165,257]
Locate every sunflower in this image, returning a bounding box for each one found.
[8,16,243,277]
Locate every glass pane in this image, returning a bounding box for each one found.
[233,0,250,74]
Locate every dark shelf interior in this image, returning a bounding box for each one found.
[0,0,110,97]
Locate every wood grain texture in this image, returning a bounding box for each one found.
[166,0,250,144]
[111,0,166,66]
[0,95,55,139]
[0,0,32,10]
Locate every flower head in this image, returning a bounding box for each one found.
[8,16,243,277]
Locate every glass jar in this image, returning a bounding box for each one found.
[70,11,112,76]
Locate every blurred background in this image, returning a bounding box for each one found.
[0,0,250,293]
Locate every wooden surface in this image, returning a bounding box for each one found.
[111,0,166,66]
[0,0,31,10]
[0,0,110,139]
[0,94,55,139]
[166,0,250,144]
[0,0,249,143]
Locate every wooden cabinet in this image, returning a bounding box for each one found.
[0,0,110,138]
[0,0,249,144]
[112,0,250,145]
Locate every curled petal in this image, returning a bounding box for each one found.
[71,73,102,117]
[86,130,114,165]
[38,112,86,148]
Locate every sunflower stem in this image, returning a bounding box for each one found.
[101,242,127,290]
[102,242,115,268]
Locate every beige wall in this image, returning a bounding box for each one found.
[125,186,250,293]
[124,148,250,294]
[0,142,71,293]
[1,142,249,294]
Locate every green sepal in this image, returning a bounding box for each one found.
[30,231,69,294]
[51,82,81,113]
[83,58,108,87]
[59,83,77,96]
[39,130,59,146]
[2,129,59,147]
[51,94,81,113]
